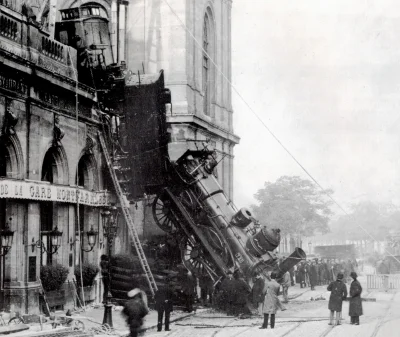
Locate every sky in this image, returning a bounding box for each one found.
[231,0,400,212]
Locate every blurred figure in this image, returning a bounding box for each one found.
[278,271,291,303]
[221,271,235,315]
[349,272,363,325]
[180,270,196,313]
[251,273,265,315]
[233,270,251,316]
[123,288,149,337]
[309,261,318,290]
[199,271,213,307]
[155,277,174,332]
[327,273,347,326]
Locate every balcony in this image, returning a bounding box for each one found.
[0,4,78,84]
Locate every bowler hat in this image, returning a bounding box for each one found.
[350,272,357,279]
[337,273,344,280]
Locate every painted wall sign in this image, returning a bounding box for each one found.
[0,179,112,206]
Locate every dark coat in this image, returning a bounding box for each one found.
[251,277,265,304]
[122,295,149,331]
[327,280,347,312]
[155,285,174,312]
[349,279,363,316]
[298,265,306,283]
[309,265,318,286]
[233,278,251,305]
[181,274,196,295]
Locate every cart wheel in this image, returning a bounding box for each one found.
[8,317,25,325]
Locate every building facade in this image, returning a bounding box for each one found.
[0,1,113,314]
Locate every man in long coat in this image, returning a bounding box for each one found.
[220,271,236,315]
[298,262,306,288]
[251,273,265,315]
[260,272,280,329]
[309,261,318,290]
[232,270,251,316]
[155,277,174,332]
[349,271,363,325]
[327,273,347,325]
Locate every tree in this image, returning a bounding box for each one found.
[251,176,334,237]
[329,201,399,241]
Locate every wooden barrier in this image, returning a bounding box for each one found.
[367,274,400,290]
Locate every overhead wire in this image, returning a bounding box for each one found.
[162,0,400,265]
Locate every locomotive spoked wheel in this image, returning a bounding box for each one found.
[178,190,196,211]
[180,236,219,279]
[205,228,234,267]
[152,194,178,233]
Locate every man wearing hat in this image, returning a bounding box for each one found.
[327,273,347,325]
[349,271,363,325]
[122,288,149,337]
[155,277,174,332]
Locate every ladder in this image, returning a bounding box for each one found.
[98,131,158,296]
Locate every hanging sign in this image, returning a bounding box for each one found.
[0,179,112,207]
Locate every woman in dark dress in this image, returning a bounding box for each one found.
[349,272,363,325]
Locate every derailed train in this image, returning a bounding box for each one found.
[55,5,306,286]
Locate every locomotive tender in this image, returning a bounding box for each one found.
[54,4,305,285]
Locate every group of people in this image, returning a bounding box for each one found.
[327,271,363,326]
[120,259,364,335]
[294,258,358,289]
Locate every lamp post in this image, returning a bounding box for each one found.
[101,206,118,327]
[0,217,14,311]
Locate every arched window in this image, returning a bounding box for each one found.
[203,11,213,116]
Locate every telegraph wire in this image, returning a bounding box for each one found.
[162,0,400,264]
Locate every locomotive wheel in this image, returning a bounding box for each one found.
[205,228,233,267]
[178,190,196,211]
[180,236,219,280]
[152,194,177,233]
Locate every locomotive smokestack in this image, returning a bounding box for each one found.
[275,247,306,279]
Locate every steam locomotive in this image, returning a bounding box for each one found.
[54,5,306,285]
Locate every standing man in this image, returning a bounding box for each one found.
[155,277,174,332]
[278,271,291,303]
[349,272,363,325]
[251,273,265,315]
[233,270,251,316]
[199,272,213,307]
[327,273,347,326]
[309,261,318,291]
[181,270,196,313]
[221,271,236,315]
[260,272,281,329]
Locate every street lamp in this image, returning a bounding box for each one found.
[32,227,63,255]
[0,218,14,257]
[101,206,119,328]
[70,226,98,252]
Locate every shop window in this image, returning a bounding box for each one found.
[0,141,10,177]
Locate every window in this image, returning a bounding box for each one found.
[203,13,211,116]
